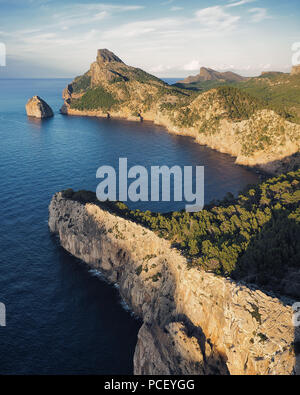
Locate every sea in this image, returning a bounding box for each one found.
[0,78,259,374]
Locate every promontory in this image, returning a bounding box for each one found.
[49,170,300,375]
[61,49,300,175]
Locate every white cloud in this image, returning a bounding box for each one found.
[103,4,242,44]
[51,3,144,29]
[226,0,256,8]
[149,64,173,73]
[261,63,271,69]
[161,0,175,4]
[58,10,110,28]
[170,7,183,12]
[183,60,201,71]
[195,6,240,31]
[102,18,182,39]
[74,3,144,12]
[249,8,269,23]
[0,0,285,78]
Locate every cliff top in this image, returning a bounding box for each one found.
[59,167,300,300]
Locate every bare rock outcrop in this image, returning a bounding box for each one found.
[97,48,124,64]
[26,96,54,119]
[291,65,300,76]
[48,193,300,375]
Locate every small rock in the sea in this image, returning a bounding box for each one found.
[26,96,54,119]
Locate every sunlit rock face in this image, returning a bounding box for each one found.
[49,192,300,376]
[60,49,300,175]
[26,96,54,119]
[291,65,300,76]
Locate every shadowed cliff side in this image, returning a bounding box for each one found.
[48,192,299,375]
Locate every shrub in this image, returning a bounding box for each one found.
[71,86,118,111]
[72,74,91,93]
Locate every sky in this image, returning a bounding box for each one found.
[0,0,300,78]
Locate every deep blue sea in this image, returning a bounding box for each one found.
[0,79,259,374]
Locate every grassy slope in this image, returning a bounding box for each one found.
[175,73,300,124]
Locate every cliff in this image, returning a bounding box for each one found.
[26,96,54,119]
[61,50,300,176]
[291,65,300,76]
[49,192,300,375]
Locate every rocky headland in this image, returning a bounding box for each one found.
[26,96,54,119]
[49,191,300,375]
[60,50,300,175]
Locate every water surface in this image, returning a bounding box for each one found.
[0,79,259,374]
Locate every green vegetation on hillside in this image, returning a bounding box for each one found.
[232,74,300,123]
[175,79,231,92]
[71,73,91,93]
[215,87,288,121]
[134,68,167,84]
[63,169,300,294]
[116,66,166,85]
[175,73,300,124]
[70,85,118,111]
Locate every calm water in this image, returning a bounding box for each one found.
[0,79,259,374]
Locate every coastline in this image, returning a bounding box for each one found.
[49,192,300,375]
[60,105,299,176]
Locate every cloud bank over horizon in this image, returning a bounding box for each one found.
[0,0,299,78]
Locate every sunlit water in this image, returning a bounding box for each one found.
[0,79,259,374]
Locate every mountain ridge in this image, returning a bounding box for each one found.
[60,49,300,175]
[178,67,248,84]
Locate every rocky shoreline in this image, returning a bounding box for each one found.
[59,49,300,176]
[61,98,300,177]
[49,192,300,375]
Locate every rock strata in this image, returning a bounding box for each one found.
[49,192,300,375]
[26,96,54,119]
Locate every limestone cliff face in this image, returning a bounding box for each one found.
[291,65,300,76]
[49,193,299,375]
[165,90,300,175]
[61,50,300,176]
[26,96,54,119]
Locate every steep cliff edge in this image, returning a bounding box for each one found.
[61,50,300,175]
[49,192,299,375]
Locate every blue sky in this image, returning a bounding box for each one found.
[0,0,299,78]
